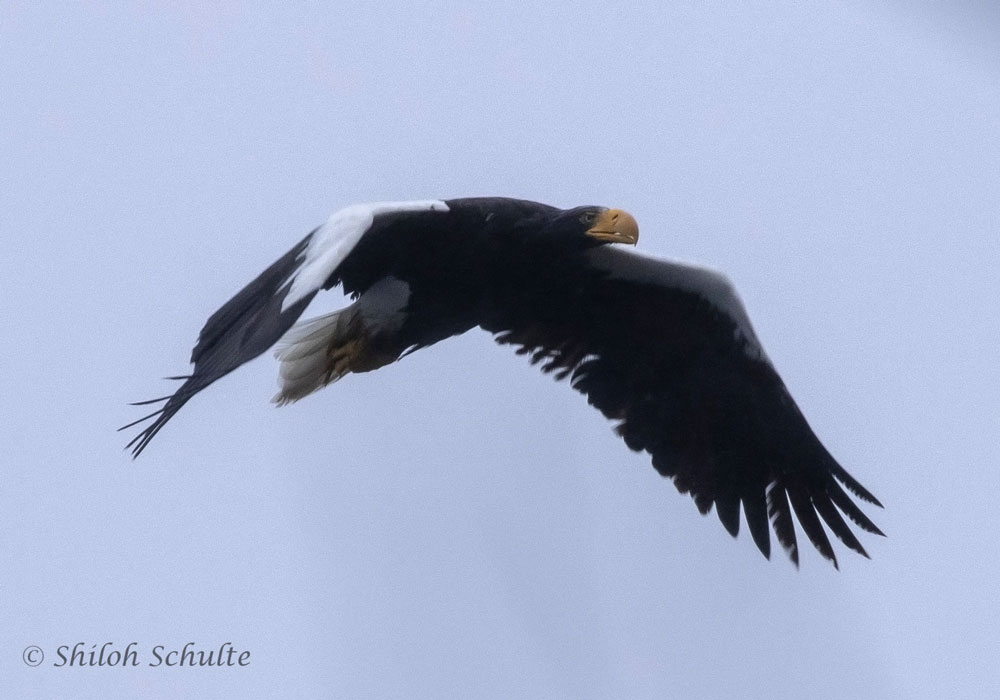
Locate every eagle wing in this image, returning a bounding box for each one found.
[121,201,451,456]
[483,246,883,567]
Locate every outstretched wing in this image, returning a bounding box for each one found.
[484,246,883,567]
[120,233,318,456]
[122,200,450,456]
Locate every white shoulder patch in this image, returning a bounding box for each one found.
[282,200,449,310]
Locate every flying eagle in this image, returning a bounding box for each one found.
[123,197,882,567]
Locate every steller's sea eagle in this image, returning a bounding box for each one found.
[122,197,883,567]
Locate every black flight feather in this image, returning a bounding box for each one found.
[121,233,316,457]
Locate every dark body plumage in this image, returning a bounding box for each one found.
[124,197,882,566]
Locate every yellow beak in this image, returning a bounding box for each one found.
[586,208,639,245]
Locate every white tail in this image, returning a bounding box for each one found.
[273,310,356,404]
[272,277,412,404]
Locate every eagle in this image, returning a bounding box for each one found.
[123,197,882,567]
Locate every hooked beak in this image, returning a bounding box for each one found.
[586,208,639,245]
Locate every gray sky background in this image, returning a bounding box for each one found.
[3,2,999,698]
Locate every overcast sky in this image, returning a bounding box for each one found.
[3,2,999,698]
